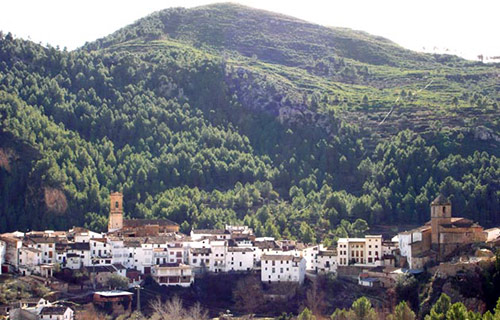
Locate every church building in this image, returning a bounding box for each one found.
[107,192,179,237]
[398,195,486,269]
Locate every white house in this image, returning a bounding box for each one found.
[90,238,113,265]
[8,297,52,320]
[188,247,211,272]
[382,240,399,256]
[226,247,254,272]
[27,237,57,264]
[18,247,42,275]
[66,242,91,268]
[301,245,324,271]
[398,225,430,269]
[315,249,337,274]
[190,229,231,241]
[209,240,227,273]
[358,274,380,288]
[39,306,74,320]
[261,254,306,284]
[70,228,104,243]
[151,263,194,287]
[126,241,153,274]
[0,235,22,272]
[252,239,282,263]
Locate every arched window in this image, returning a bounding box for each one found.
[115,201,119,209]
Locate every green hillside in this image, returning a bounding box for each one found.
[0,3,499,241]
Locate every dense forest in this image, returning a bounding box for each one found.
[0,3,499,241]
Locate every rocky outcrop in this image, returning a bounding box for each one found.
[44,187,68,214]
[225,66,340,135]
[473,126,500,143]
[0,148,14,172]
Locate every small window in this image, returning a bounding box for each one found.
[115,201,119,208]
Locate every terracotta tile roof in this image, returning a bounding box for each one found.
[192,229,228,235]
[123,219,179,227]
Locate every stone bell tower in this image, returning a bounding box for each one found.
[430,194,452,250]
[108,192,123,232]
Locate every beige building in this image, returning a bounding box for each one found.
[337,235,383,266]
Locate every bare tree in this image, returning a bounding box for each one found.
[150,296,208,320]
[150,296,184,320]
[305,279,326,316]
[78,304,108,320]
[233,276,265,314]
[185,302,209,320]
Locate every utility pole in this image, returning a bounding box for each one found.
[135,285,141,314]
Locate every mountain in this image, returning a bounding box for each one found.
[0,3,499,241]
[85,3,435,68]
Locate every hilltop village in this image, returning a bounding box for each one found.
[0,193,499,319]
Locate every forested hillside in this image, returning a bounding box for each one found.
[0,3,499,240]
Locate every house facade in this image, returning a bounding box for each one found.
[261,254,306,284]
[151,263,194,287]
[39,306,74,320]
[337,235,383,266]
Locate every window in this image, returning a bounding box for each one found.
[115,201,119,208]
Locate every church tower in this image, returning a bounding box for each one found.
[430,194,452,250]
[108,192,123,232]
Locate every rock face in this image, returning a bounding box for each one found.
[0,148,13,172]
[44,187,68,214]
[225,66,339,135]
[474,126,500,142]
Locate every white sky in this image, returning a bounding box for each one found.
[1,0,499,60]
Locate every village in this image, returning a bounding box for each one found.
[0,193,499,319]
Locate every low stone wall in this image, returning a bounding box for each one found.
[337,265,367,277]
[429,259,491,278]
